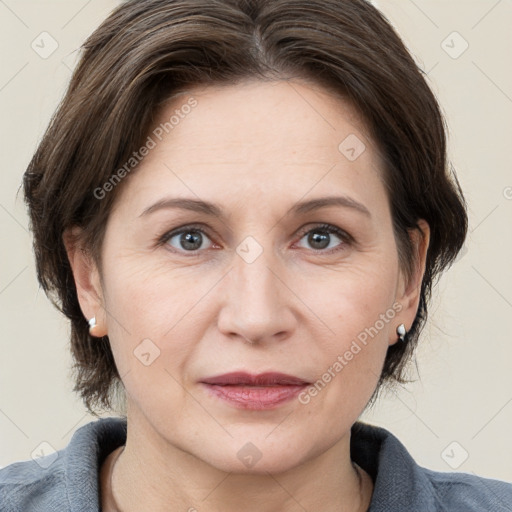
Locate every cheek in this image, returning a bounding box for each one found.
[298,301,394,432]
[299,256,399,399]
[303,252,399,342]
[103,249,192,328]
[101,252,217,381]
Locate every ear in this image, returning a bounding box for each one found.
[62,226,108,337]
[391,219,430,346]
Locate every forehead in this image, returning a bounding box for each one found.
[111,79,388,219]
[153,79,373,162]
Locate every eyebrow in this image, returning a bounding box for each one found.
[139,195,371,219]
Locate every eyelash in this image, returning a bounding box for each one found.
[157,223,352,256]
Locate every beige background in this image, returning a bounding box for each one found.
[1,0,511,483]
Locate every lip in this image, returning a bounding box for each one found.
[200,372,310,410]
[201,371,310,386]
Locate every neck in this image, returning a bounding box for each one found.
[110,408,373,512]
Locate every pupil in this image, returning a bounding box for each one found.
[309,231,329,249]
[181,231,202,250]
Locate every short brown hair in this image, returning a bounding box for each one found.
[23,0,468,414]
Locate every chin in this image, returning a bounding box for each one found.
[191,431,314,475]
[210,450,307,475]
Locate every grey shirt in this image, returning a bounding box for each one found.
[1,417,511,511]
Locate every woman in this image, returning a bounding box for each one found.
[1,0,511,510]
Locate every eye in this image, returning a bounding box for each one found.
[295,223,351,253]
[158,222,351,255]
[160,225,215,253]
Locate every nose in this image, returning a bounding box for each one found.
[217,243,297,345]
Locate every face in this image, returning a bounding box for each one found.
[72,79,427,474]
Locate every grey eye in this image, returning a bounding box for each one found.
[297,228,344,251]
[167,229,212,252]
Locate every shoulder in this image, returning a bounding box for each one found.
[0,458,68,512]
[424,467,512,511]
[351,421,512,512]
[0,416,127,512]
[0,456,66,512]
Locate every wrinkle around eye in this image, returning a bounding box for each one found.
[159,225,217,253]
[156,223,358,260]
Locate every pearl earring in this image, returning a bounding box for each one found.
[88,317,97,333]
[396,323,407,342]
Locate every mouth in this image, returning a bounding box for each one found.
[199,372,310,410]
[201,371,310,386]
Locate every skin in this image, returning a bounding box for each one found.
[65,79,429,512]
